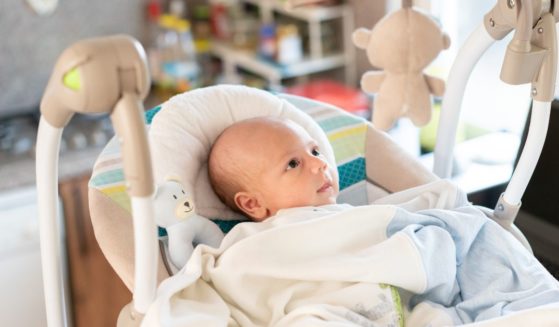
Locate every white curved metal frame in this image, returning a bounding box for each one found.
[434,0,557,227]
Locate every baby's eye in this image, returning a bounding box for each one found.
[311,148,321,156]
[287,159,300,170]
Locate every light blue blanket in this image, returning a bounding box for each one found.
[386,187,559,324]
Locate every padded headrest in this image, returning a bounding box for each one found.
[148,85,339,220]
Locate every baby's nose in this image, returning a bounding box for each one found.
[310,156,327,174]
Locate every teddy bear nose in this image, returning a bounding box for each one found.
[185,201,190,207]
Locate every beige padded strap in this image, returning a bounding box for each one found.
[365,125,438,193]
[89,188,169,291]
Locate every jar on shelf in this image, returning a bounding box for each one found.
[152,14,201,93]
[210,3,232,40]
[259,23,277,61]
[276,24,303,64]
[232,16,258,50]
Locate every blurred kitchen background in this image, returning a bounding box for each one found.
[1,0,557,326]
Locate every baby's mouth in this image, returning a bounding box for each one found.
[317,181,332,193]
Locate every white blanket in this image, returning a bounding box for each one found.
[142,181,559,326]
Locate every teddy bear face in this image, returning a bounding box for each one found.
[154,180,195,227]
[366,9,450,73]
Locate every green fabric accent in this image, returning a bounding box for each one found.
[317,115,364,133]
[391,286,404,327]
[329,131,366,164]
[380,284,405,327]
[89,169,125,187]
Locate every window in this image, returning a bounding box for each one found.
[430,0,531,136]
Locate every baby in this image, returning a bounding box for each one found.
[205,116,559,326]
[208,116,339,221]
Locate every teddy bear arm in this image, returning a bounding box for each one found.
[425,75,446,97]
[167,228,195,269]
[361,71,386,93]
[192,216,224,248]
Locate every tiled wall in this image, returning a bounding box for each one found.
[0,0,145,117]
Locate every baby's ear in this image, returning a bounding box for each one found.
[234,192,268,221]
[442,33,451,49]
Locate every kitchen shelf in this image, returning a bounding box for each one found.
[211,41,347,86]
[210,0,356,89]
[241,0,349,22]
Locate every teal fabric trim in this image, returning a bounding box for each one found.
[145,105,162,124]
[338,157,366,191]
[212,219,245,234]
[159,219,245,236]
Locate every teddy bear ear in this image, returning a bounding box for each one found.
[352,28,372,49]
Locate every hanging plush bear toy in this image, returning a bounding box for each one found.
[352,0,450,131]
[154,177,224,270]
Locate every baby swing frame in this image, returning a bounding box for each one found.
[434,0,557,227]
[35,0,558,326]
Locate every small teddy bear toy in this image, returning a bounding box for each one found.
[154,177,224,270]
[352,0,450,131]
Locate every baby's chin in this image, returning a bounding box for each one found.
[315,195,338,206]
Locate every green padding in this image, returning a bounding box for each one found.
[89,169,124,188]
[317,115,364,133]
[338,157,366,190]
[63,68,81,91]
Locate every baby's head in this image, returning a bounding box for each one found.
[208,116,339,221]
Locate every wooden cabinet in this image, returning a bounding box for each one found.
[59,174,131,327]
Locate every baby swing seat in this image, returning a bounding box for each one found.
[88,85,436,289]
[88,85,559,325]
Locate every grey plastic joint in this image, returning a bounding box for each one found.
[493,193,533,252]
[494,193,521,227]
[117,302,144,327]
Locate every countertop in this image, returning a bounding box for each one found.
[0,89,163,193]
[0,147,103,193]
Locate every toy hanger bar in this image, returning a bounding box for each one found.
[37,35,156,326]
[434,0,557,226]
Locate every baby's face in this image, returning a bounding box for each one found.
[244,120,339,218]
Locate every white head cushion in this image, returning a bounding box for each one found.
[148,85,339,220]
